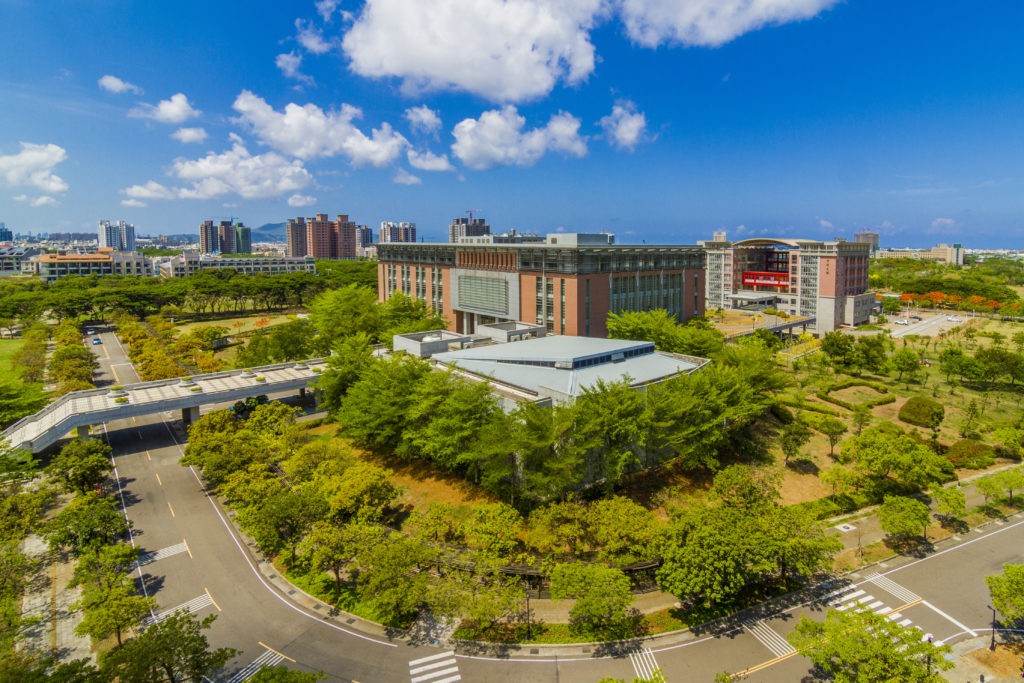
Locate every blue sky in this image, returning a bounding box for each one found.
[1,0,1022,247]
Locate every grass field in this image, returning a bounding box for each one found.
[0,338,26,382]
[174,313,295,337]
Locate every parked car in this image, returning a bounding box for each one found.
[895,319,910,325]
[92,337,102,345]
[947,316,963,322]
[85,328,95,335]
[910,315,922,321]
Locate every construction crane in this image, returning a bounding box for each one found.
[465,209,482,222]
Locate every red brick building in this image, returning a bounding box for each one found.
[285,214,356,259]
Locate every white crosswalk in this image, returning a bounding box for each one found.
[140,592,214,628]
[628,648,662,680]
[742,619,796,658]
[224,649,285,683]
[865,572,921,604]
[408,651,460,683]
[138,541,188,566]
[826,585,943,647]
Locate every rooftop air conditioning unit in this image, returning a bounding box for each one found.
[611,353,625,362]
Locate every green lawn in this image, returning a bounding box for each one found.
[174,314,295,337]
[0,339,26,382]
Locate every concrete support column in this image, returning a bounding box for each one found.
[312,389,323,409]
[182,406,200,427]
[76,425,90,440]
[299,387,307,398]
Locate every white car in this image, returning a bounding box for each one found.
[895,319,910,325]
[947,316,963,322]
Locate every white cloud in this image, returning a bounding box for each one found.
[451,105,587,170]
[98,74,143,95]
[0,142,69,193]
[123,180,177,200]
[128,93,200,124]
[598,100,649,151]
[120,199,147,207]
[931,217,958,230]
[342,0,603,102]
[276,51,314,85]
[295,19,339,54]
[172,127,208,143]
[232,90,408,166]
[819,218,833,229]
[315,0,341,21]
[408,149,454,172]
[616,0,839,48]
[288,193,317,207]
[393,168,422,185]
[405,105,442,135]
[13,194,58,207]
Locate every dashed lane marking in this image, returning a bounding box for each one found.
[140,592,214,627]
[205,586,221,611]
[156,473,162,486]
[138,541,188,566]
[408,651,460,683]
[628,648,662,680]
[184,537,193,559]
[167,502,175,518]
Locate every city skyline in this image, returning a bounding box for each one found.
[1,0,1023,247]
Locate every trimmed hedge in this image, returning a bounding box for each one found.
[947,439,996,469]
[816,379,893,411]
[776,396,841,416]
[898,395,945,428]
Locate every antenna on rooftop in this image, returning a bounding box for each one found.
[466,209,481,222]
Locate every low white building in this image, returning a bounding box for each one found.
[157,253,316,278]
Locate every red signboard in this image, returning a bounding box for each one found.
[742,271,789,287]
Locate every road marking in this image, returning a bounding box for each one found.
[155,473,162,486]
[224,649,285,683]
[742,619,795,658]
[138,541,188,565]
[257,641,295,662]
[205,586,221,612]
[167,502,175,517]
[922,600,978,637]
[184,537,193,559]
[866,572,921,604]
[138,430,143,440]
[146,450,151,461]
[140,592,214,627]
[409,651,460,682]
[628,648,661,680]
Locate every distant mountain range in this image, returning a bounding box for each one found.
[252,222,286,241]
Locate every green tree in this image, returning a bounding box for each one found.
[354,532,434,626]
[931,486,966,521]
[574,379,648,489]
[975,474,1004,509]
[315,332,375,412]
[307,285,381,347]
[99,611,238,683]
[549,562,635,637]
[74,581,155,646]
[892,348,920,382]
[787,608,952,682]
[760,505,842,583]
[851,403,871,435]
[991,467,1024,506]
[69,543,140,592]
[839,427,949,491]
[586,497,663,566]
[820,332,854,365]
[877,495,931,542]
[780,419,812,466]
[710,465,779,511]
[43,492,128,556]
[986,563,1024,623]
[462,502,523,561]
[318,461,398,523]
[817,416,848,458]
[47,439,113,494]
[248,667,326,682]
[0,653,105,682]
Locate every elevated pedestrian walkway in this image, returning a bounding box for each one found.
[3,360,327,452]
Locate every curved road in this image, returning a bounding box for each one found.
[90,325,1024,682]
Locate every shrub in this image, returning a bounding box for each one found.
[875,420,905,437]
[114,397,128,404]
[776,395,841,416]
[898,396,945,428]
[770,403,795,425]
[946,439,996,469]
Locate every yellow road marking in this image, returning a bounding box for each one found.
[167,502,175,518]
[155,473,162,486]
[257,641,295,663]
[205,586,222,612]
[103,345,110,360]
[146,450,151,461]
[112,366,121,383]
[730,598,926,679]
[183,538,193,560]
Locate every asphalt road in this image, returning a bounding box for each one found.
[87,324,1024,683]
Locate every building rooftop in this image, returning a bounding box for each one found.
[431,336,708,401]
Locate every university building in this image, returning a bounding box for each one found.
[377,233,705,338]
[702,236,874,332]
[157,253,315,278]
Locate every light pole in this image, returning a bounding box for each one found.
[988,604,998,651]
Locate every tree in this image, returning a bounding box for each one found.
[760,505,842,583]
[99,611,238,683]
[839,427,949,492]
[296,521,373,596]
[307,285,381,347]
[0,653,105,682]
[931,486,966,522]
[47,439,112,494]
[986,563,1024,623]
[317,462,398,524]
[821,332,854,365]
[851,403,871,435]
[991,467,1024,506]
[960,399,980,437]
[975,474,1004,509]
[817,416,848,458]
[877,495,931,542]
[710,465,779,511]
[315,332,375,412]
[69,543,140,592]
[353,532,434,626]
[43,493,128,556]
[780,419,812,466]
[462,502,523,561]
[549,562,635,637]
[598,672,665,683]
[248,667,326,682]
[74,581,156,646]
[788,608,952,682]
[892,348,920,382]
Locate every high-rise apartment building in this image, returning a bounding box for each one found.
[703,237,874,332]
[378,233,705,337]
[854,231,879,251]
[448,217,489,243]
[380,221,416,243]
[355,225,373,249]
[0,224,12,242]
[285,214,356,259]
[234,223,252,254]
[198,220,249,254]
[97,220,135,252]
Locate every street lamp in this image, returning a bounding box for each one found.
[988,604,998,651]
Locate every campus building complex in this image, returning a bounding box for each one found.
[32,248,152,282]
[377,233,705,338]
[198,220,251,255]
[97,220,136,252]
[875,243,965,265]
[702,237,874,332]
[448,217,489,243]
[157,253,315,278]
[285,214,356,260]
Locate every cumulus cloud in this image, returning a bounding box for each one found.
[451,106,586,170]
[598,100,649,151]
[13,194,58,207]
[615,0,839,47]
[296,19,339,54]
[288,193,317,207]
[315,0,341,21]
[172,127,208,143]
[405,105,442,135]
[408,149,454,172]
[120,199,147,207]
[232,90,408,166]
[819,218,833,229]
[393,168,422,185]
[931,217,958,230]
[0,142,69,193]
[123,180,178,200]
[276,51,314,85]
[98,74,143,94]
[129,93,200,124]
[342,0,603,102]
